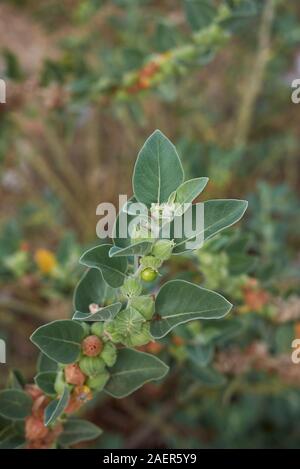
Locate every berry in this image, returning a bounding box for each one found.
[79,356,106,376]
[87,370,109,391]
[82,335,103,357]
[25,416,49,441]
[141,267,158,282]
[101,342,117,367]
[64,363,86,386]
[90,322,104,337]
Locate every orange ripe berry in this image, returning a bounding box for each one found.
[64,396,83,415]
[25,416,49,441]
[172,336,185,346]
[82,335,103,357]
[146,341,164,354]
[64,363,86,386]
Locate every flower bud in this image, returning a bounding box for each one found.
[79,356,106,377]
[129,295,155,320]
[25,416,49,441]
[87,370,109,391]
[121,277,142,297]
[82,335,103,357]
[64,363,86,386]
[101,342,117,367]
[90,322,104,337]
[152,239,174,261]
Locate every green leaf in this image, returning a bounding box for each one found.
[187,343,214,367]
[109,241,153,258]
[44,387,70,426]
[80,244,127,288]
[133,130,184,207]
[151,280,232,338]
[0,424,25,449]
[34,372,57,396]
[105,348,169,398]
[184,0,216,31]
[74,269,117,315]
[0,390,32,420]
[30,320,85,365]
[37,353,58,373]
[58,419,102,446]
[173,177,209,206]
[172,199,248,253]
[73,302,122,322]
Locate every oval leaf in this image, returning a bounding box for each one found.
[174,177,209,205]
[34,372,57,396]
[44,387,70,426]
[172,199,248,253]
[133,130,184,207]
[0,390,32,420]
[109,241,153,258]
[80,244,127,288]
[74,269,117,315]
[30,320,85,365]
[105,348,169,398]
[151,280,232,338]
[58,419,102,446]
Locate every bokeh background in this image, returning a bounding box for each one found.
[0,0,300,448]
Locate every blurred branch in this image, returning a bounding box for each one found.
[234,0,277,148]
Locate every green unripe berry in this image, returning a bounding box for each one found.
[87,370,110,391]
[90,322,104,338]
[79,356,106,377]
[141,267,158,282]
[129,295,155,320]
[121,277,142,297]
[152,239,174,261]
[101,342,117,367]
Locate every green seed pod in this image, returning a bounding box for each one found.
[80,322,90,337]
[90,322,104,338]
[140,256,161,270]
[121,277,142,297]
[123,323,152,347]
[152,239,174,261]
[129,295,155,320]
[87,370,110,391]
[104,322,123,344]
[79,356,106,377]
[54,370,66,395]
[101,342,117,367]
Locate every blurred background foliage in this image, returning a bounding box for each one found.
[0,0,300,448]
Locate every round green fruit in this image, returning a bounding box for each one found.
[90,322,104,337]
[87,370,110,391]
[79,356,106,377]
[101,342,117,367]
[141,267,158,282]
